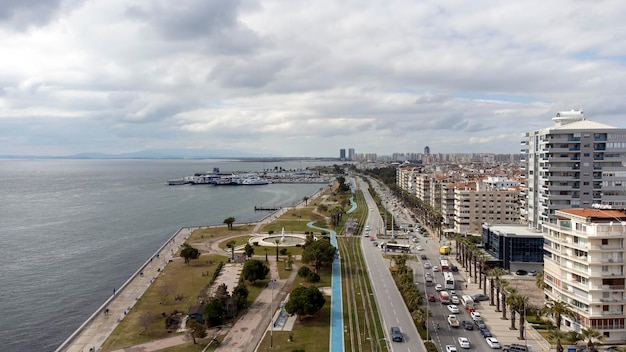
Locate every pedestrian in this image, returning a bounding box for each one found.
[465,283,468,289]
[113,288,116,295]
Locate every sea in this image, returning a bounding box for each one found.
[0,159,334,352]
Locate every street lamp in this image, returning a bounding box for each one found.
[269,279,276,348]
[425,290,429,340]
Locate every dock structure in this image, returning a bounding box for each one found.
[254,205,282,211]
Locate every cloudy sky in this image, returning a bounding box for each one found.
[2,0,625,157]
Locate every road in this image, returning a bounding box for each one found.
[362,177,497,352]
[358,177,427,352]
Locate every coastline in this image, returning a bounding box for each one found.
[56,186,327,352]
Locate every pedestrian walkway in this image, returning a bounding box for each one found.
[56,227,194,352]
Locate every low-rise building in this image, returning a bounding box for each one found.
[481,224,544,271]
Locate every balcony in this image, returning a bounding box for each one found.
[600,311,624,316]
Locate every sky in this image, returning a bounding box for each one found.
[1,0,626,157]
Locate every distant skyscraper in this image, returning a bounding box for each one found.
[339,149,346,160]
[522,110,626,230]
[348,148,355,161]
[424,146,430,154]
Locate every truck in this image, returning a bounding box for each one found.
[447,314,460,328]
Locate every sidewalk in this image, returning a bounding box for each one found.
[448,254,552,351]
[57,227,194,352]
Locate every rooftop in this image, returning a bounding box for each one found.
[558,208,626,222]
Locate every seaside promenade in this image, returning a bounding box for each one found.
[58,187,326,352]
[56,227,193,352]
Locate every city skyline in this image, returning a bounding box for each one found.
[2,1,626,157]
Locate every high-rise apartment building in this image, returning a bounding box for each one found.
[521,110,626,230]
[348,148,355,161]
[339,149,346,160]
[543,208,626,342]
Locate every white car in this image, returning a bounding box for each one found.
[424,262,431,269]
[470,311,482,320]
[416,245,423,251]
[435,284,443,291]
[445,345,458,352]
[485,337,501,349]
[447,305,460,313]
[433,265,440,272]
[451,295,460,304]
[458,337,471,349]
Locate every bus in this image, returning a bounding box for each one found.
[443,272,455,290]
[440,259,450,272]
[381,243,412,253]
[439,290,450,304]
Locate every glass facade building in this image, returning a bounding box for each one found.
[482,224,545,270]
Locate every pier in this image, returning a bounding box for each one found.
[254,205,282,211]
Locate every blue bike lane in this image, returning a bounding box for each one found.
[306,192,357,351]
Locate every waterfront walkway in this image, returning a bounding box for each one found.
[57,227,193,352]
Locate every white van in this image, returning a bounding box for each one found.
[461,295,474,307]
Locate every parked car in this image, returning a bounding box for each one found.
[515,269,528,276]
[458,337,471,349]
[528,270,537,276]
[480,328,492,338]
[390,326,403,342]
[428,294,436,302]
[502,343,530,352]
[472,293,490,301]
[461,320,474,330]
[470,311,482,320]
[486,337,501,349]
[474,319,487,330]
[447,305,460,313]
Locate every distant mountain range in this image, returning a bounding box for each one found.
[0,148,336,160]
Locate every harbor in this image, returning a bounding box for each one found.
[167,167,332,185]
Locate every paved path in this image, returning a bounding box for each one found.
[57,227,194,352]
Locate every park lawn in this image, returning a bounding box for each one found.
[187,225,256,242]
[101,254,227,351]
[256,300,331,352]
[261,220,322,234]
[217,235,255,250]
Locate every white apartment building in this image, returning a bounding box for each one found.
[543,208,626,342]
[522,110,626,230]
[453,183,519,234]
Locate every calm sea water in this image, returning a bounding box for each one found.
[0,159,331,352]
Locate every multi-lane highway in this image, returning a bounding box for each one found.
[359,177,499,352]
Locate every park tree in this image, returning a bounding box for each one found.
[179,243,200,265]
[232,283,249,309]
[301,239,336,272]
[186,319,207,344]
[223,216,235,230]
[204,298,225,327]
[226,240,236,261]
[298,266,312,278]
[306,271,320,283]
[244,243,254,258]
[241,259,270,284]
[284,286,326,320]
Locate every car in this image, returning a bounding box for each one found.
[461,320,474,330]
[421,255,428,260]
[502,343,529,352]
[369,236,375,241]
[416,245,423,251]
[424,262,431,269]
[486,337,501,348]
[451,265,459,272]
[472,293,490,301]
[458,337,471,349]
[433,265,440,272]
[447,314,460,328]
[528,270,537,276]
[447,305,460,313]
[390,326,403,342]
[373,241,378,247]
[470,311,482,320]
[474,319,487,330]
[445,345,458,352]
[450,290,456,295]
[435,284,443,291]
[480,328,492,338]
[515,269,528,276]
[412,238,419,243]
[428,294,436,302]
[451,295,460,304]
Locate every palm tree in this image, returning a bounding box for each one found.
[223,216,235,230]
[580,327,604,352]
[478,254,489,294]
[226,240,236,260]
[496,278,508,313]
[487,267,504,306]
[503,285,517,321]
[543,300,573,330]
[549,328,567,352]
[516,295,530,340]
[535,269,545,290]
[506,291,519,330]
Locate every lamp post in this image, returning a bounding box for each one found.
[269,279,276,348]
[425,290,429,340]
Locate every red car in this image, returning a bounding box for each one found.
[428,294,436,302]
